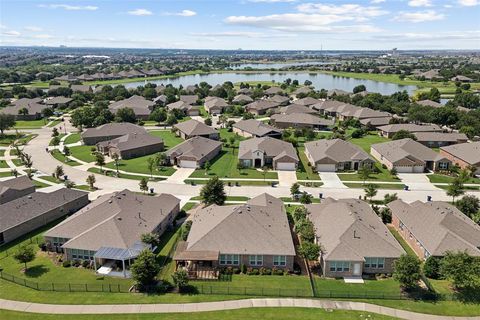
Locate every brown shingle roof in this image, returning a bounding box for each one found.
[232,119,282,137]
[305,139,374,164]
[174,119,217,137]
[440,141,480,165]
[166,136,222,161]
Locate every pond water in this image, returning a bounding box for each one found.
[124,72,417,95]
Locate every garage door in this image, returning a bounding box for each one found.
[179,160,198,168]
[395,166,414,173]
[413,166,425,173]
[276,162,296,171]
[316,164,336,172]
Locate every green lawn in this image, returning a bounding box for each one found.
[0,171,14,177]
[11,158,23,167]
[47,120,62,128]
[296,147,320,180]
[49,134,66,146]
[182,202,197,212]
[314,277,402,297]
[38,175,61,184]
[344,183,406,190]
[280,197,321,203]
[190,196,250,201]
[149,130,184,150]
[185,179,276,186]
[348,132,389,153]
[87,167,165,182]
[64,133,81,145]
[51,150,82,166]
[33,180,51,189]
[387,226,416,256]
[338,164,400,183]
[189,148,278,180]
[14,119,47,129]
[0,159,8,168]
[0,134,26,146]
[427,174,480,184]
[0,149,5,156]
[105,155,176,176]
[218,128,245,146]
[0,308,397,320]
[70,145,97,163]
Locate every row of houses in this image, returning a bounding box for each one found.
[54,68,171,82]
[0,97,73,120]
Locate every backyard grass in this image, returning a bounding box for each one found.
[348,132,389,153]
[13,119,47,129]
[0,308,398,320]
[182,202,197,212]
[427,173,480,184]
[337,164,400,183]
[70,145,97,163]
[387,226,416,257]
[63,133,81,145]
[314,277,401,297]
[149,130,184,149]
[344,183,406,190]
[104,155,176,176]
[189,148,278,180]
[51,150,82,166]
[296,147,320,180]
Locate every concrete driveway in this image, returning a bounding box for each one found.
[277,170,297,187]
[397,173,441,191]
[164,167,196,183]
[318,172,347,189]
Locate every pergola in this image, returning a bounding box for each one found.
[94,245,145,278]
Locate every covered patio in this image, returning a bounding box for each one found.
[173,241,220,280]
[94,244,146,278]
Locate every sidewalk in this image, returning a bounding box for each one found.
[0,297,478,319]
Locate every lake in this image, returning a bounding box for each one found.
[124,72,418,95]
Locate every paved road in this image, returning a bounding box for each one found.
[0,298,478,319]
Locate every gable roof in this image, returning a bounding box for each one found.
[179,95,198,105]
[238,137,298,162]
[183,194,295,256]
[267,94,290,104]
[378,123,443,134]
[204,97,229,109]
[232,94,253,103]
[271,113,335,127]
[44,96,73,105]
[306,198,405,261]
[81,123,146,139]
[245,100,280,112]
[279,104,317,115]
[108,95,154,116]
[388,200,480,256]
[371,138,447,165]
[166,136,222,161]
[305,139,374,164]
[0,176,35,203]
[264,87,283,95]
[312,100,347,111]
[414,132,468,144]
[233,119,282,137]
[44,190,180,252]
[173,119,217,137]
[417,100,443,108]
[97,133,163,151]
[295,97,319,106]
[440,141,480,165]
[1,101,48,116]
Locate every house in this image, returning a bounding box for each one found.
[96,133,164,160]
[264,87,283,96]
[174,193,296,277]
[279,104,317,115]
[417,69,442,81]
[0,176,35,204]
[44,190,180,278]
[70,85,92,93]
[179,95,199,105]
[232,94,253,105]
[232,119,282,138]
[295,97,319,106]
[166,136,222,168]
[238,137,299,171]
[451,75,473,82]
[267,94,290,106]
[0,188,89,245]
[312,100,346,114]
[245,100,280,116]
[388,200,480,259]
[166,101,200,116]
[204,97,228,115]
[44,96,73,108]
[414,132,468,148]
[440,141,480,174]
[339,107,391,121]
[417,100,442,108]
[173,119,219,140]
[377,124,443,138]
[153,95,167,106]
[293,87,313,96]
[304,139,375,172]
[327,89,349,98]
[371,138,451,173]
[108,95,155,120]
[359,117,393,129]
[0,100,48,120]
[270,113,334,130]
[81,123,147,145]
[306,198,405,278]
[184,85,197,94]
[54,74,78,82]
[237,88,252,95]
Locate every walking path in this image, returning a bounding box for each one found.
[0,297,478,319]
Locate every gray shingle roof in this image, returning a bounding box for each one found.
[270,113,335,127]
[166,136,222,161]
[81,123,146,139]
[245,100,280,112]
[232,119,282,137]
[232,94,253,104]
[307,198,405,261]
[279,104,317,115]
[371,138,447,165]
[414,132,468,144]
[97,133,163,152]
[305,139,374,164]
[238,137,298,162]
[378,124,442,134]
[295,97,319,106]
[173,119,217,137]
[440,141,480,165]
[108,95,154,117]
[388,200,480,256]
[417,100,443,108]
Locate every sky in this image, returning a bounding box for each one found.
[1,0,479,50]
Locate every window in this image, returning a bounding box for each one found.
[329,261,350,272]
[439,162,449,170]
[219,254,239,265]
[273,255,286,267]
[0,232,4,245]
[365,258,385,269]
[249,255,263,266]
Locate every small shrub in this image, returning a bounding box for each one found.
[232,267,241,274]
[274,268,284,276]
[240,264,247,274]
[73,260,81,267]
[82,260,90,268]
[62,260,71,268]
[251,268,259,275]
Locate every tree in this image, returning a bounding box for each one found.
[200,176,226,205]
[13,245,36,271]
[236,161,244,174]
[440,251,480,289]
[364,184,378,202]
[358,166,372,185]
[63,146,70,158]
[95,152,105,172]
[423,256,442,279]
[23,153,33,169]
[204,160,211,176]
[299,192,313,204]
[172,269,189,291]
[298,242,321,261]
[393,254,421,290]
[86,174,96,190]
[166,113,178,126]
[54,165,64,179]
[52,127,59,137]
[392,130,416,140]
[204,117,212,126]
[455,195,480,221]
[353,84,366,94]
[51,136,60,146]
[155,152,167,172]
[0,114,15,136]
[262,166,269,181]
[139,177,149,194]
[147,157,156,179]
[290,183,300,199]
[111,153,120,174]
[447,177,465,203]
[115,107,136,123]
[141,233,159,247]
[229,137,236,153]
[149,108,167,124]
[383,193,398,204]
[130,249,160,288]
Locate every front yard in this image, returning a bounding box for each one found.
[13,119,47,129]
[337,164,400,183]
[427,173,480,184]
[104,154,176,177]
[70,145,97,163]
[64,133,81,145]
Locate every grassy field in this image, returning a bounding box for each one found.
[105,154,176,176]
[0,134,25,146]
[427,173,480,184]
[0,171,14,177]
[0,149,5,157]
[87,167,165,182]
[348,132,389,153]
[64,133,81,145]
[0,309,397,320]
[51,150,82,166]
[70,145,97,163]
[14,119,47,129]
[148,130,184,149]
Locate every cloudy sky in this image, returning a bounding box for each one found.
[1,0,479,50]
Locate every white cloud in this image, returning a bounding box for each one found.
[33,34,54,39]
[296,3,388,18]
[408,0,433,7]
[458,0,479,6]
[38,4,98,11]
[2,30,21,36]
[190,31,297,38]
[24,26,43,32]
[371,0,385,3]
[127,8,153,16]
[163,10,197,17]
[393,10,444,22]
